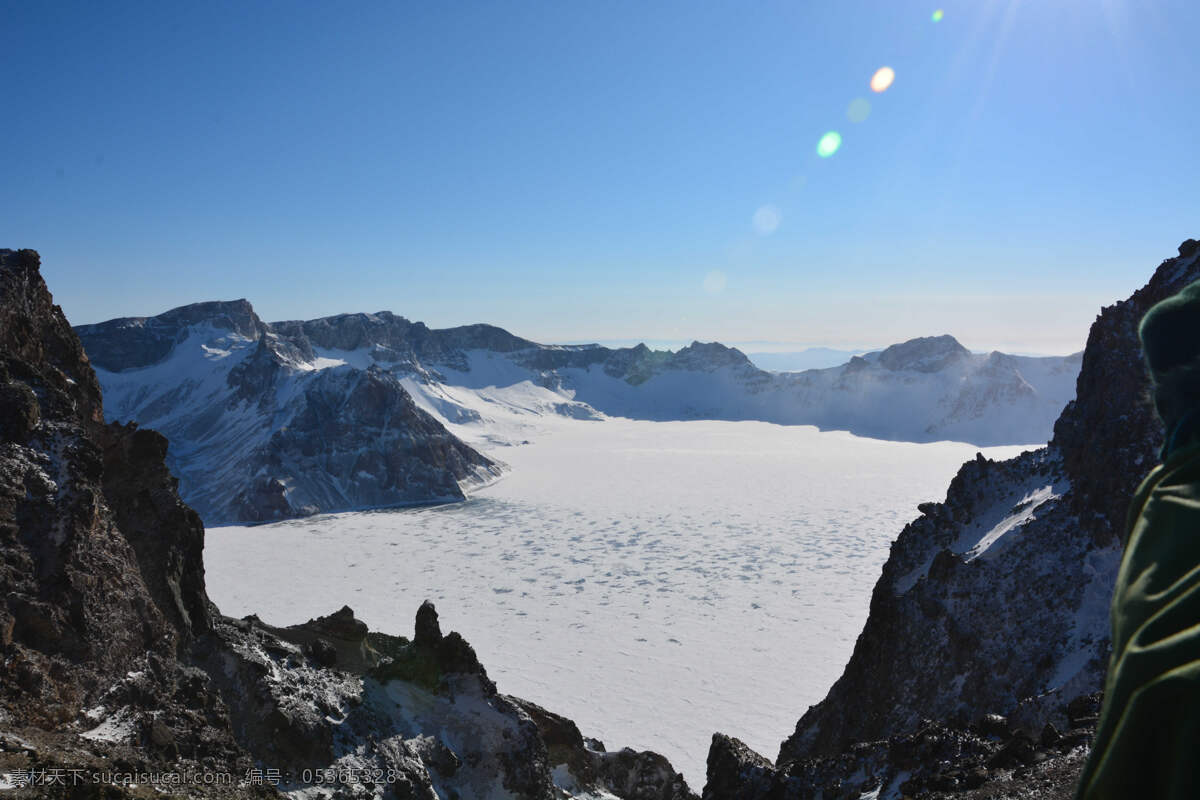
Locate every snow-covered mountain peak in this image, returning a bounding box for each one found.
[874,334,970,373]
[669,340,754,371]
[75,298,266,372]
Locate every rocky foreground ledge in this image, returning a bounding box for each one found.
[2,601,694,799]
[0,248,693,799]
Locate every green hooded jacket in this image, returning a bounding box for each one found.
[1076,439,1200,799]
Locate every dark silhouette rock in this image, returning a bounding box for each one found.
[415,599,442,646]
[979,713,1011,739]
[703,734,776,800]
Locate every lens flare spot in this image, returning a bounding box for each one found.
[816,131,842,158]
[752,205,781,235]
[932,9,944,22]
[846,98,871,123]
[702,270,727,295]
[870,66,895,93]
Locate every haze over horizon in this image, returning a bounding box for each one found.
[4,0,1197,355]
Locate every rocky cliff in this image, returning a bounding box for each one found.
[0,249,695,799]
[0,248,254,796]
[703,239,1200,799]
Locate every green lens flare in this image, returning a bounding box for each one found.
[817,131,842,158]
[932,9,944,22]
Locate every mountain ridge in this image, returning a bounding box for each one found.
[77,300,1082,523]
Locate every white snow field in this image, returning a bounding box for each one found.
[206,414,1028,788]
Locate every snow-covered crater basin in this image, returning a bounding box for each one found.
[205,418,1029,787]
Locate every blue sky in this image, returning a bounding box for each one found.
[3,0,1197,354]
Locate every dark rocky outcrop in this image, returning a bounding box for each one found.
[776,448,1092,761]
[0,249,696,799]
[1051,245,1200,544]
[703,734,777,800]
[515,699,696,800]
[704,239,1200,799]
[99,423,211,639]
[194,602,698,800]
[194,605,538,798]
[230,365,488,521]
[0,248,257,796]
[705,715,1097,800]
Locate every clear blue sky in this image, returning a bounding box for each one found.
[3,0,1197,354]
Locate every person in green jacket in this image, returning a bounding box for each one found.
[1077,280,1200,799]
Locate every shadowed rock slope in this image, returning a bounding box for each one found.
[0,249,694,799]
[703,239,1200,800]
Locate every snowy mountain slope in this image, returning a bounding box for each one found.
[76,305,500,524]
[292,329,1079,446]
[95,312,1081,441]
[702,239,1200,799]
[326,329,1078,446]
[78,302,1079,523]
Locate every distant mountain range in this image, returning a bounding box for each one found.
[748,348,865,371]
[76,306,1081,523]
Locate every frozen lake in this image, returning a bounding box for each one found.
[206,417,1029,787]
